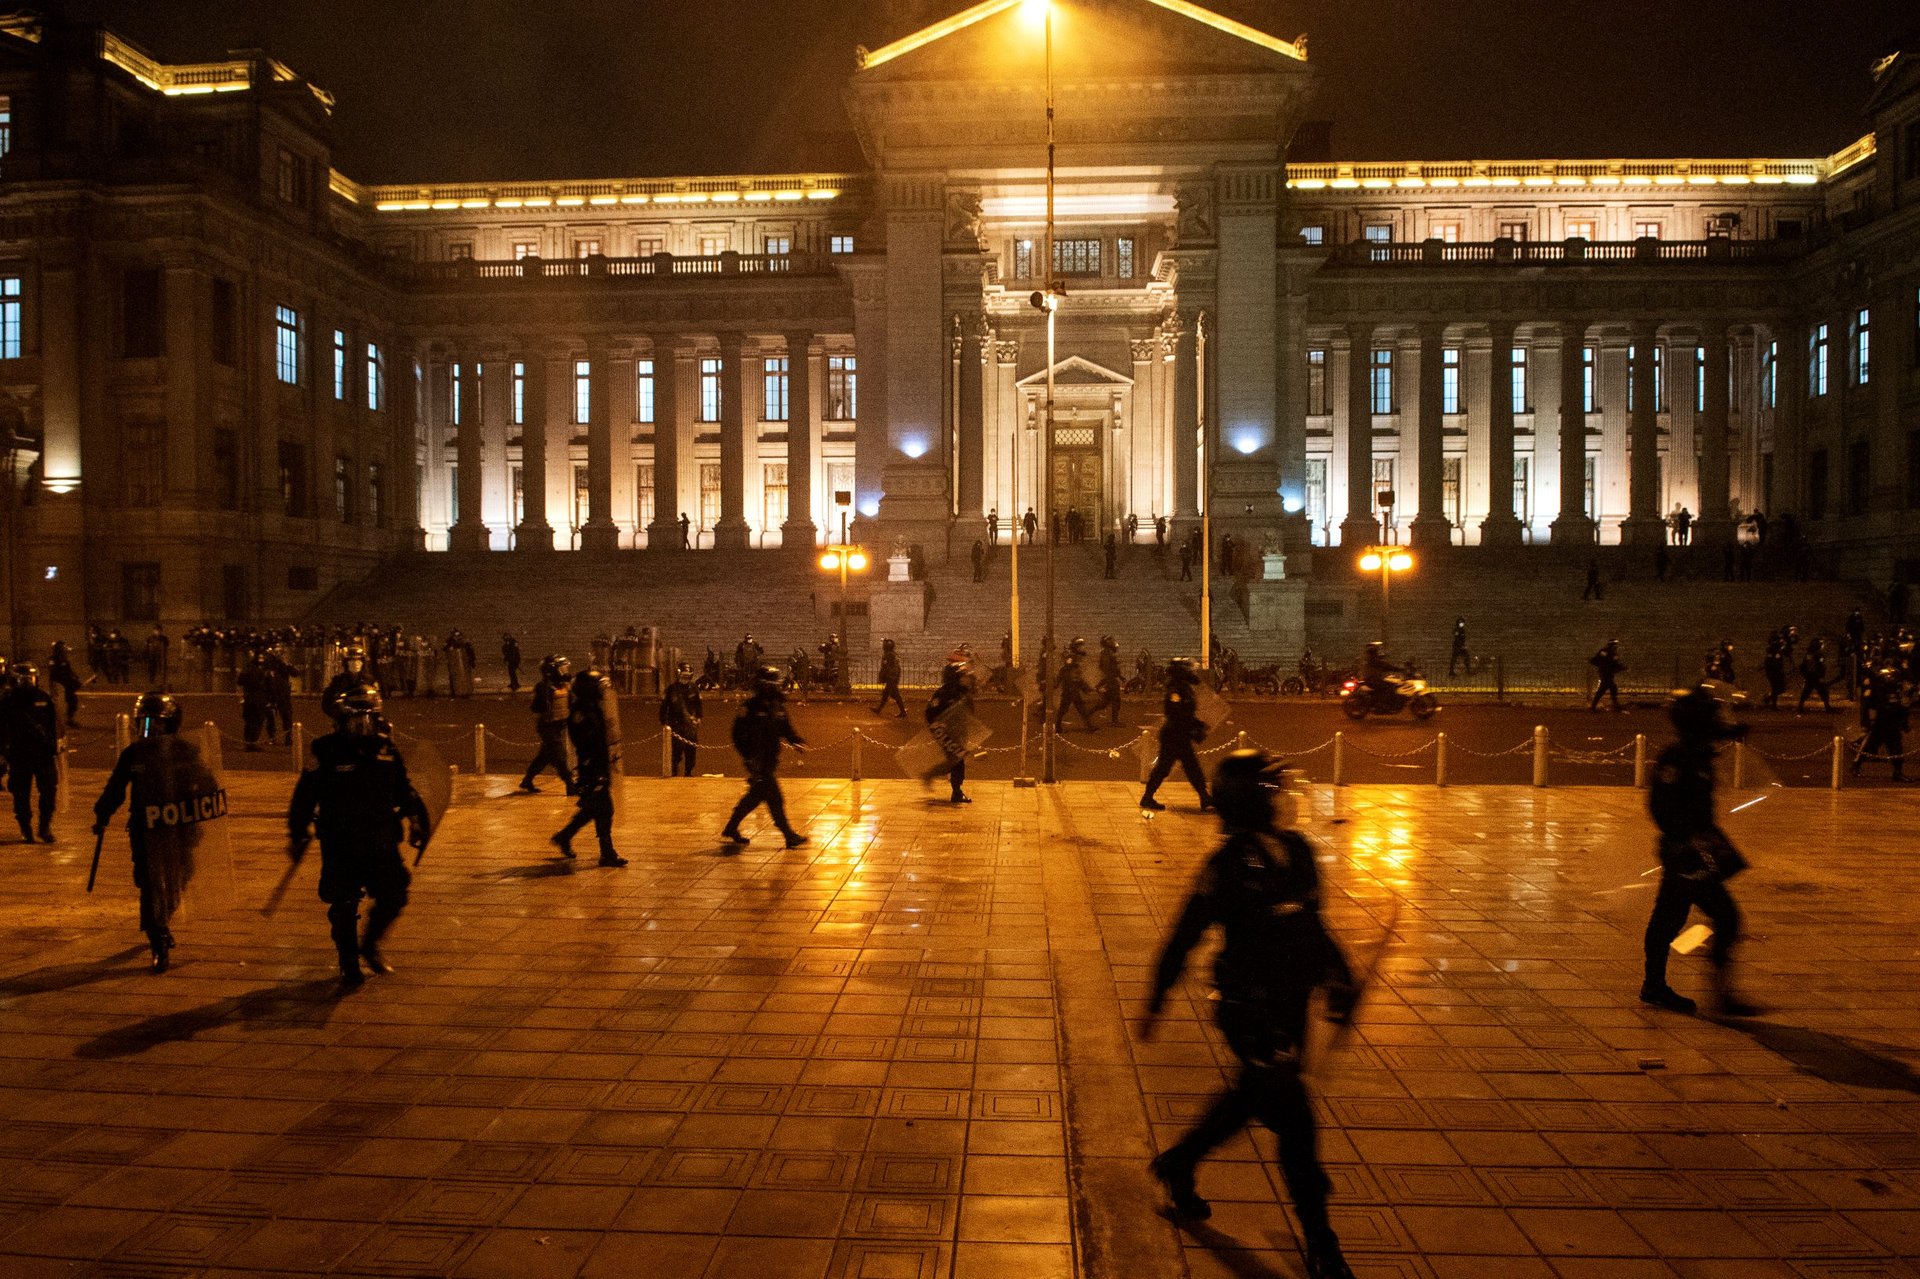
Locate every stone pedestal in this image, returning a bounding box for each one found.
[1478,513,1525,548]
[1261,552,1287,581]
[1246,579,1308,656]
[887,553,911,583]
[1619,516,1666,549]
[579,523,620,553]
[1408,513,1453,550]
[870,580,928,636]
[447,524,491,554]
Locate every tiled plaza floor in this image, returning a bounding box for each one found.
[1,772,1917,1278]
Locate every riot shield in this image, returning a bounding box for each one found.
[1010,665,1039,707]
[601,688,627,804]
[1191,681,1229,741]
[127,735,233,924]
[403,736,453,850]
[447,648,474,698]
[897,704,991,780]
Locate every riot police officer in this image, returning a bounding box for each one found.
[1141,749,1357,1279]
[1140,657,1210,812]
[921,662,976,804]
[92,694,224,972]
[1053,636,1097,732]
[873,638,906,717]
[320,646,379,728]
[1092,635,1124,727]
[552,668,627,866]
[287,689,429,988]
[1640,683,1760,1017]
[659,662,703,777]
[722,665,808,847]
[519,655,575,794]
[1,663,59,842]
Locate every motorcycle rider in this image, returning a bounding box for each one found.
[1140,658,1211,812]
[1359,641,1407,704]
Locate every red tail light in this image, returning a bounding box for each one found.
[1341,680,1357,692]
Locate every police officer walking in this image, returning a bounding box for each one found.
[519,656,576,794]
[92,694,223,972]
[1140,657,1211,812]
[1854,681,1910,781]
[1639,684,1760,1017]
[1053,637,1098,732]
[721,665,808,848]
[1797,638,1833,713]
[873,638,906,717]
[1588,639,1625,712]
[287,689,429,988]
[3,664,60,842]
[1141,750,1358,1279]
[1092,635,1124,727]
[551,667,628,866]
[659,662,703,776]
[502,633,523,692]
[921,662,975,804]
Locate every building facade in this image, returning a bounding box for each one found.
[3,1,1918,654]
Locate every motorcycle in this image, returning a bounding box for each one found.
[1339,672,1439,721]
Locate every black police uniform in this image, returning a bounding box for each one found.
[723,690,806,844]
[520,675,574,792]
[288,730,426,981]
[1642,739,1746,1005]
[923,677,973,801]
[554,677,624,865]
[94,733,220,964]
[874,645,906,717]
[660,677,703,776]
[1053,651,1097,731]
[1142,680,1210,809]
[1149,823,1354,1260]
[1092,644,1124,726]
[1,680,59,841]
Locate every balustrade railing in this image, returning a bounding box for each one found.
[399,251,832,285]
[1329,238,1803,268]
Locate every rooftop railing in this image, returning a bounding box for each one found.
[1326,237,1805,267]
[397,251,839,284]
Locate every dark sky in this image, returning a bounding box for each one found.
[62,0,1918,183]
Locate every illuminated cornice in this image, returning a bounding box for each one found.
[1285,136,1876,192]
[362,174,854,214]
[855,0,1305,71]
[98,31,335,113]
[0,15,42,43]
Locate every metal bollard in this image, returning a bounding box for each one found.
[1333,731,1345,787]
[56,745,71,814]
[1435,732,1448,787]
[202,721,223,773]
[474,724,487,776]
[291,722,306,771]
[851,731,863,783]
[1831,736,1845,790]
[1532,725,1548,788]
[661,728,673,777]
[1235,729,1249,750]
[1137,731,1154,784]
[115,713,131,756]
[1731,739,1746,790]
[1633,734,1649,788]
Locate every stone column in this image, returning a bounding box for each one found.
[1409,321,1451,548]
[1172,316,1199,520]
[516,345,553,551]
[395,341,425,548]
[646,336,684,551]
[713,333,751,549]
[1697,323,1732,544]
[447,351,489,553]
[957,314,985,521]
[579,344,619,552]
[1621,323,1664,546]
[1774,324,1806,518]
[1339,322,1377,547]
[781,331,817,548]
[1550,320,1595,545]
[1480,320,1522,546]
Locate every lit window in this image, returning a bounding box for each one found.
[1810,323,1829,397]
[510,360,525,425]
[276,149,307,205]
[1566,219,1597,240]
[451,362,463,426]
[1363,224,1393,243]
[574,360,591,425]
[636,236,665,257]
[699,357,722,423]
[0,276,20,359]
[366,343,384,411]
[1510,347,1530,414]
[827,356,857,421]
[1299,225,1324,246]
[1634,220,1662,239]
[1442,347,1461,415]
[698,234,728,256]
[1695,346,1706,413]
[1053,239,1100,275]
[1116,237,1135,280]
[575,239,601,258]
[1013,239,1034,278]
[1761,340,1777,409]
[762,357,789,421]
[636,360,654,424]
[1369,346,1394,415]
[512,241,538,259]
[1498,220,1529,241]
[1583,346,1597,413]
[1430,221,1460,244]
[448,241,473,261]
[0,95,11,158]
[764,236,791,256]
[830,235,855,254]
[1306,349,1328,416]
[1855,307,1871,385]
[332,329,347,401]
[274,305,302,385]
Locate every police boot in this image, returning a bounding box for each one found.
[1711,968,1762,1019]
[1140,792,1165,812]
[1303,1232,1356,1279]
[329,907,365,989]
[1638,982,1696,1014]
[1149,1151,1210,1220]
[361,906,399,976]
[16,819,33,843]
[148,932,171,975]
[37,818,53,843]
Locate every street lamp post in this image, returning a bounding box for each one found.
[1038,0,1059,783]
[1359,546,1413,648]
[1197,312,1210,672]
[818,542,869,684]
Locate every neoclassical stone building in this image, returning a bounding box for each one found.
[2,1,1916,651]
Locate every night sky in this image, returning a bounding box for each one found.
[62,0,1919,183]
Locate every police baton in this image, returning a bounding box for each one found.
[262,854,303,917]
[85,825,106,893]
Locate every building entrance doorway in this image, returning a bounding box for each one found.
[1050,447,1102,538]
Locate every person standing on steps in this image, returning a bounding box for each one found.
[1141,749,1358,1279]
[287,688,429,989]
[986,508,999,546]
[971,538,987,583]
[1589,639,1626,712]
[1140,657,1210,812]
[1103,531,1118,579]
[1448,618,1471,677]
[1179,538,1194,582]
[659,662,703,776]
[1581,557,1603,600]
[1022,506,1037,545]
[501,633,522,693]
[722,665,808,848]
[551,667,628,867]
[678,511,692,549]
[920,661,976,804]
[873,639,907,718]
[519,656,575,794]
[1639,683,1760,1017]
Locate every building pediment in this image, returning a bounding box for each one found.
[1015,354,1134,387]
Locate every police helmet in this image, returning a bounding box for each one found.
[754,663,786,694]
[572,668,610,704]
[674,661,692,679]
[1100,635,1118,650]
[542,654,572,681]
[1668,681,1747,744]
[1166,656,1199,685]
[339,687,385,736]
[1069,636,1088,656]
[12,661,37,685]
[941,661,969,687]
[343,646,367,673]
[1366,640,1385,657]
[882,638,896,650]
[1211,749,1291,831]
[132,692,182,739]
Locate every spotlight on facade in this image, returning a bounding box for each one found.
[900,437,928,459]
[1230,431,1262,456]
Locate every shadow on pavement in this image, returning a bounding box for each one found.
[1718,1018,1920,1094]
[72,978,347,1060]
[0,946,150,1001]
[1169,1217,1298,1278]
[492,862,578,880]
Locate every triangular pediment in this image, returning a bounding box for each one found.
[1015,355,1134,388]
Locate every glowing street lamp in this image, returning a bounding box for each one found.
[1359,546,1414,647]
[818,545,869,685]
